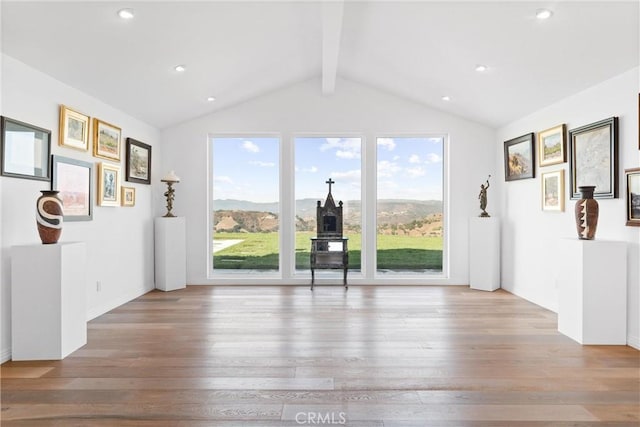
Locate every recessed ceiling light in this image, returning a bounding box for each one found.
[207,96,216,102]
[174,65,186,72]
[117,8,134,20]
[475,64,488,72]
[535,8,553,20]
[441,96,451,101]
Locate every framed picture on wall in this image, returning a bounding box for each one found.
[1,116,51,181]
[125,138,151,184]
[97,162,121,206]
[503,133,535,181]
[541,170,564,212]
[537,124,566,167]
[93,118,122,161]
[59,105,90,151]
[51,155,93,221]
[121,186,135,207]
[626,168,640,226]
[568,117,618,199]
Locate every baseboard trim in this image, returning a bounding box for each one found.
[87,285,154,321]
[628,334,639,350]
[1,346,12,363]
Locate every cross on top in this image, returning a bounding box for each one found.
[326,178,335,193]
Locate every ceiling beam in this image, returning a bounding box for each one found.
[322,0,344,95]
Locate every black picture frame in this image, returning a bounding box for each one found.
[625,168,640,226]
[51,155,93,221]
[504,133,535,181]
[569,117,618,199]
[125,138,151,184]
[1,116,51,181]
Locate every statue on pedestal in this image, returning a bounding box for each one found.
[479,175,491,217]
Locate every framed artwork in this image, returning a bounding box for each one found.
[97,162,121,206]
[541,170,564,212]
[504,133,535,181]
[93,118,122,161]
[51,155,93,221]
[569,117,618,199]
[125,138,151,184]
[538,124,566,167]
[121,186,135,207]
[1,116,51,181]
[59,105,90,151]
[625,168,640,226]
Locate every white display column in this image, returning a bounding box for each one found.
[154,217,186,291]
[557,239,627,345]
[11,242,87,360]
[469,217,500,291]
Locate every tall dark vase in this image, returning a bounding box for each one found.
[36,190,63,244]
[574,186,598,240]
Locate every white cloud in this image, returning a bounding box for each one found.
[242,140,260,153]
[409,154,421,164]
[392,155,400,161]
[377,160,401,178]
[377,138,396,151]
[296,165,318,173]
[214,175,233,184]
[320,137,361,159]
[426,153,443,163]
[331,169,361,182]
[249,160,275,167]
[406,166,426,178]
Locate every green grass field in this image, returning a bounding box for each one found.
[213,232,442,271]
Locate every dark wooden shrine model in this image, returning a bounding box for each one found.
[310,178,349,290]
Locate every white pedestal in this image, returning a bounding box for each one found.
[154,217,186,291]
[11,242,87,360]
[469,217,500,291]
[557,239,627,345]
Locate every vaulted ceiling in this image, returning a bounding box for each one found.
[1,1,638,130]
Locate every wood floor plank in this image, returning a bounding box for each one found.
[1,285,638,425]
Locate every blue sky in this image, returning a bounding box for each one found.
[211,136,443,203]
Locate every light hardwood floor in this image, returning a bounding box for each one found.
[1,285,638,426]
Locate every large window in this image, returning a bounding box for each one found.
[377,137,444,274]
[210,137,279,272]
[294,137,362,272]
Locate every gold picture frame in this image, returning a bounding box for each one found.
[538,124,566,167]
[541,169,564,212]
[97,162,121,207]
[59,105,90,151]
[93,118,122,161]
[626,168,640,226]
[121,186,135,207]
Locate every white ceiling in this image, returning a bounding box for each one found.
[2,1,638,130]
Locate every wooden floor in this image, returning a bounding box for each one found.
[1,286,638,426]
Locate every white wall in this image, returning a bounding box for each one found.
[497,67,640,348]
[161,77,497,285]
[0,55,161,361]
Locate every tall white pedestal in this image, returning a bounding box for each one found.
[469,217,500,291]
[154,217,186,291]
[11,242,87,360]
[557,239,627,345]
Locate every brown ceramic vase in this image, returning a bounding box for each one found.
[36,190,63,244]
[574,186,598,240]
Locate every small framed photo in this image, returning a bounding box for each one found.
[97,162,121,207]
[541,170,564,212]
[1,116,51,181]
[121,186,135,207]
[59,105,90,151]
[538,124,566,167]
[625,168,640,226]
[51,155,93,221]
[504,133,535,181]
[125,138,151,184]
[569,117,618,199]
[93,118,122,161]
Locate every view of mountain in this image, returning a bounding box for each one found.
[213,199,443,236]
